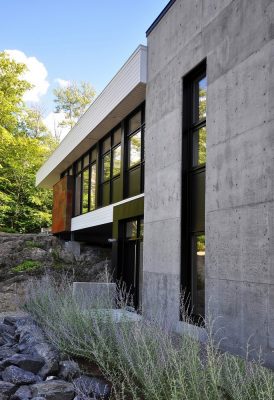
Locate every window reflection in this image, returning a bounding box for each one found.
[192,234,205,317]
[90,163,96,211]
[112,145,121,177]
[199,77,207,120]
[192,127,206,166]
[129,111,141,134]
[75,174,81,216]
[126,220,138,239]
[103,153,111,181]
[129,131,141,167]
[82,169,89,213]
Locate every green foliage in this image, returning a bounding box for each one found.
[0,51,59,233]
[12,259,41,273]
[53,81,96,129]
[25,240,45,249]
[0,52,32,133]
[25,277,274,400]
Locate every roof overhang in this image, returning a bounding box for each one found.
[36,45,147,188]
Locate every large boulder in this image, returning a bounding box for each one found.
[31,380,75,400]
[2,366,40,385]
[10,385,32,400]
[58,361,80,381]
[0,353,45,373]
[0,381,16,397]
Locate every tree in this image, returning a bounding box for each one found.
[0,52,57,233]
[0,52,31,133]
[53,81,96,129]
[0,129,54,232]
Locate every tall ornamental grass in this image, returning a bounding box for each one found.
[24,276,274,400]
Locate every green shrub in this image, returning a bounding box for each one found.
[25,240,45,249]
[0,227,18,233]
[12,260,41,273]
[23,276,274,400]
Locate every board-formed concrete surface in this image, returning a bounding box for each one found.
[144,0,274,365]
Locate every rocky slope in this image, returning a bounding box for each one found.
[0,233,112,312]
[0,314,110,399]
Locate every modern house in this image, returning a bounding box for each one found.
[37,0,274,365]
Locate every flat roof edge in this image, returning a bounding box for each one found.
[146,0,176,37]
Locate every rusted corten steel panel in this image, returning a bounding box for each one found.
[52,176,74,234]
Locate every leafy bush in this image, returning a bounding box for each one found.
[12,260,41,273]
[24,276,274,400]
[25,240,45,249]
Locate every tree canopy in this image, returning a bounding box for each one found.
[53,81,96,129]
[0,51,58,233]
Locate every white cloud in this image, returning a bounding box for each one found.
[43,111,70,142]
[55,78,70,88]
[5,49,49,102]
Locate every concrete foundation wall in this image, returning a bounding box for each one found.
[144,0,274,364]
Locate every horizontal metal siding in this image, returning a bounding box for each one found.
[37,45,147,187]
[71,194,144,231]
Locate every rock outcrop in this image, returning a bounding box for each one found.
[0,233,112,312]
[0,315,111,399]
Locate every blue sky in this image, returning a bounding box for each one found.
[1,0,168,129]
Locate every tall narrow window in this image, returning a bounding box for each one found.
[126,109,145,198]
[72,147,97,216]
[99,127,122,206]
[182,60,207,321]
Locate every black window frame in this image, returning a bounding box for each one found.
[125,106,145,198]
[181,59,207,324]
[99,125,123,207]
[60,102,145,216]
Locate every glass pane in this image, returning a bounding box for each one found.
[112,145,121,177]
[129,111,141,134]
[192,234,205,317]
[68,167,73,176]
[102,153,111,181]
[129,131,141,167]
[193,76,207,123]
[91,148,97,162]
[82,169,89,213]
[112,176,122,203]
[192,126,206,166]
[113,128,122,146]
[126,220,138,239]
[128,166,141,197]
[140,219,144,240]
[90,163,96,211]
[102,182,110,206]
[102,136,111,154]
[75,174,81,216]
[83,154,89,168]
[76,160,82,173]
[199,77,207,120]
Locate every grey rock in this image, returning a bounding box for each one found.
[1,353,45,373]
[58,361,80,381]
[3,316,17,327]
[10,385,32,400]
[31,380,75,400]
[31,397,46,400]
[73,376,110,399]
[0,348,17,361]
[38,360,59,380]
[2,366,40,385]
[0,381,16,396]
[0,323,16,336]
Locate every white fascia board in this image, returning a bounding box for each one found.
[71,194,144,231]
[36,45,147,188]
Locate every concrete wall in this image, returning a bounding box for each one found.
[144,0,274,363]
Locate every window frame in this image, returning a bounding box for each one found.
[181,59,207,324]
